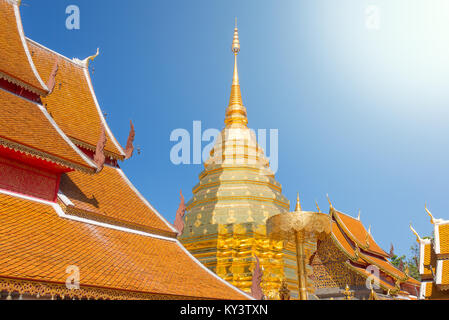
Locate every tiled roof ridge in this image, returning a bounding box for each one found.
[2,1,49,95]
[0,87,97,173]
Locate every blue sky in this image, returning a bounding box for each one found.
[21,0,449,258]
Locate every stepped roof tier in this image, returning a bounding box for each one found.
[27,39,126,161]
[312,205,420,300]
[0,0,48,98]
[59,165,178,238]
[0,1,250,300]
[0,192,249,300]
[411,206,449,300]
[0,88,96,174]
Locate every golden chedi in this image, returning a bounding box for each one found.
[180,23,312,299]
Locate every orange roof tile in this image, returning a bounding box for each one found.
[0,89,95,173]
[27,39,125,159]
[333,210,389,257]
[361,252,407,279]
[437,224,449,255]
[0,192,249,299]
[330,221,364,262]
[59,166,177,237]
[422,282,449,300]
[421,243,435,277]
[0,0,47,95]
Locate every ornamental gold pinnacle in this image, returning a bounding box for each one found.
[225,19,248,127]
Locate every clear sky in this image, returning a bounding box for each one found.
[21,0,449,258]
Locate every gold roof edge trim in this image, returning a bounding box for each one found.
[0,70,47,97]
[0,136,95,174]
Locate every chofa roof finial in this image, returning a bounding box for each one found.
[326,194,333,209]
[82,48,100,68]
[409,223,423,243]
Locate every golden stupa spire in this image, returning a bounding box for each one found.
[225,19,248,127]
[295,193,302,212]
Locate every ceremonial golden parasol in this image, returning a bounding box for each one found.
[266,194,332,300]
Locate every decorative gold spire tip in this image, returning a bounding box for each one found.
[232,19,240,55]
[295,193,301,212]
[225,19,248,127]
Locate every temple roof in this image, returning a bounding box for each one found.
[59,165,178,238]
[0,191,250,299]
[333,210,389,257]
[0,0,48,96]
[329,207,420,289]
[0,88,96,173]
[27,39,126,160]
[421,282,449,300]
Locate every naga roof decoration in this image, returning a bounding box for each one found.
[0,0,48,96]
[26,39,126,160]
[0,88,96,173]
[173,190,187,235]
[251,256,264,300]
[93,125,107,173]
[125,120,136,160]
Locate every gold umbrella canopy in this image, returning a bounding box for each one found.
[266,210,332,300]
[266,211,332,242]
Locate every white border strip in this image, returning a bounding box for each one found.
[26,37,75,66]
[83,68,126,156]
[436,260,443,285]
[1,189,253,299]
[419,242,426,275]
[435,224,441,255]
[13,3,49,92]
[36,104,97,169]
[116,168,178,233]
[419,282,427,300]
[57,191,74,206]
[0,188,176,242]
